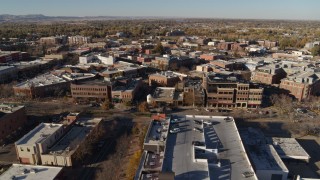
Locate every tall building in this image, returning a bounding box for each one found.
[203,74,263,109]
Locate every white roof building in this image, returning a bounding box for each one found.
[0,164,63,180]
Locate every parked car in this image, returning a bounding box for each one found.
[194,127,203,133]
[192,141,205,146]
[194,119,203,125]
[170,119,179,124]
[203,121,212,125]
[170,128,180,134]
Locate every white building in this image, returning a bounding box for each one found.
[240,128,289,180]
[79,54,94,64]
[96,55,115,65]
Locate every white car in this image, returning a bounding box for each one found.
[193,127,203,133]
[170,128,180,133]
[203,121,212,125]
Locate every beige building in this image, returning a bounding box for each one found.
[40,118,102,167]
[0,164,63,180]
[15,123,64,165]
[68,36,91,45]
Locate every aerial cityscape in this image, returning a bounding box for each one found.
[0,1,320,180]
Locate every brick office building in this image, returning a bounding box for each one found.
[13,73,70,98]
[149,71,181,87]
[202,75,263,109]
[71,79,112,103]
[280,72,320,101]
[251,66,287,85]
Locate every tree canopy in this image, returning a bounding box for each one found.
[311,45,320,56]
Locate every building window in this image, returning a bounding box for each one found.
[27,148,30,152]
[20,147,24,151]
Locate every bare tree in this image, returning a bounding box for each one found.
[138,101,149,113]
[270,94,296,121]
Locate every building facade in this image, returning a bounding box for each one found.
[280,72,320,101]
[71,79,112,103]
[203,75,263,109]
[251,67,287,85]
[0,66,17,83]
[0,51,29,63]
[13,73,70,98]
[68,36,91,45]
[0,104,27,142]
[148,72,181,87]
[15,123,65,165]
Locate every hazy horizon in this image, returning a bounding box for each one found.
[0,0,319,20]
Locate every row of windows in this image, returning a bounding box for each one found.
[208,97,232,100]
[281,82,303,87]
[237,98,248,101]
[249,93,262,95]
[248,98,262,101]
[72,87,107,91]
[73,92,107,96]
[20,147,31,152]
[151,79,166,84]
[218,92,233,94]
[238,92,248,95]
[238,86,249,90]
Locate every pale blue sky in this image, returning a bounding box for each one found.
[0,0,319,20]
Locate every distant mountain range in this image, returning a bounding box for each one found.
[0,14,162,23]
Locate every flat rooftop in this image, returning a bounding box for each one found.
[16,123,63,146]
[0,164,63,180]
[113,79,140,92]
[49,126,89,155]
[0,65,16,71]
[48,118,102,155]
[149,71,180,78]
[144,119,170,145]
[153,87,175,101]
[15,73,67,88]
[62,73,96,81]
[271,137,310,161]
[12,60,49,68]
[163,115,257,180]
[72,79,110,86]
[0,104,24,118]
[240,128,288,172]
